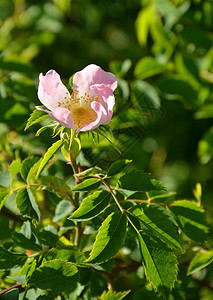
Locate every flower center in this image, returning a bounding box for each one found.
[57,89,100,129]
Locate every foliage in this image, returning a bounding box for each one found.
[0,0,213,299]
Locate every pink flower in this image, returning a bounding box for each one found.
[36,64,117,132]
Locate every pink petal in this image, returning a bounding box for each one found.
[73,64,117,96]
[38,70,70,111]
[36,106,74,129]
[79,102,110,132]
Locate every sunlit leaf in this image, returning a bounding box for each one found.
[70,191,111,221]
[24,108,50,131]
[138,231,178,293]
[72,178,101,191]
[86,212,127,263]
[36,139,65,177]
[187,250,213,275]
[131,203,181,249]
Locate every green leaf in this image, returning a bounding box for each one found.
[72,178,101,191]
[99,289,131,300]
[130,203,181,249]
[0,187,11,210]
[0,171,11,188]
[61,142,70,161]
[9,159,21,181]
[135,5,155,46]
[16,187,40,221]
[38,175,72,200]
[170,200,209,242]
[70,191,111,221]
[187,250,213,275]
[0,56,35,73]
[156,76,198,108]
[107,159,132,177]
[20,156,40,181]
[0,246,27,270]
[109,59,132,78]
[36,139,65,177]
[0,214,11,240]
[198,126,213,164]
[45,245,86,264]
[138,231,178,293]
[74,166,103,178]
[24,108,50,131]
[13,221,41,251]
[35,125,50,137]
[86,212,127,264]
[53,199,73,222]
[38,225,58,247]
[29,259,78,294]
[134,57,166,79]
[119,170,166,192]
[131,80,161,113]
[70,137,81,158]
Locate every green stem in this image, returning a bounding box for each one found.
[68,131,82,247]
[100,178,124,212]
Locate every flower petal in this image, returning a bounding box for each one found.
[36,106,74,129]
[78,102,110,132]
[73,64,117,95]
[38,70,70,111]
[90,84,115,120]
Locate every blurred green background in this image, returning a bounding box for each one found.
[0,0,213,221]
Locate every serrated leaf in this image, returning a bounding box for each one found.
[29,259,78,294]
[74,166,103,178]
[187,250,213,275]
[53,199,74,222]
[138,231,178,293]
[119,170,166,192]
[45,245,86,264]
[131,204,181,249]
[13,221,41,251]
[20,156,40,181]
[170,200,209,242]
[24,108,50,131]
[70,191,111,221]
[72,178,101,191]
[86,212,127,264]
[36,139,65,177]
[9,159,21,181]
[0,247,27,270]
[16,187,40,221]
[99,289,131,300]
[107,159,132,177]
